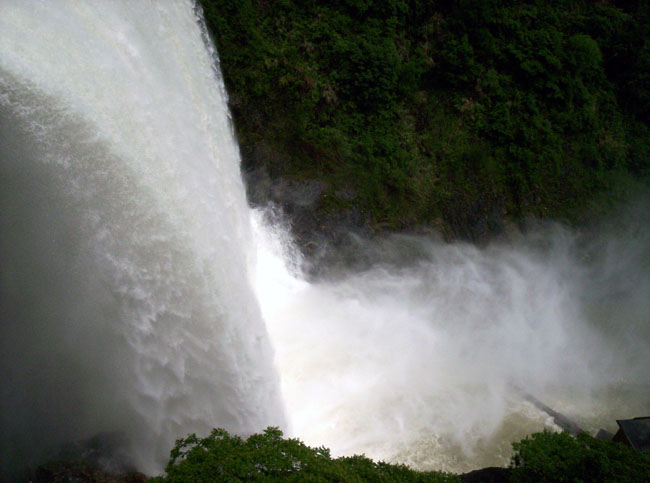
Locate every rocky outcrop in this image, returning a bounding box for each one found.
[244,167,372,270]
[25,432,146,483]
[460,466,511,483]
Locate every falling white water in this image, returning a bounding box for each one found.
[252,207,650,473]
[1,0,649,479]
[0,0,284,477]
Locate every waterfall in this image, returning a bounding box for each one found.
[1,0,649,479]
[0,0,285,476]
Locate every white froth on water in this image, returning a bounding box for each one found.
[252,209,649,473]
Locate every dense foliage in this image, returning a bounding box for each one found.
[510,431,650,482]
[152,427,650,482]
[199,0,649,239]
[151,427,458,482]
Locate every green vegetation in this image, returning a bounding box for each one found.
[151,427,650,482]
[199,0,650,239]
[510,431,650,482]
[151,427,458,482]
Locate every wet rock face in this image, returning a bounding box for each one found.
[33,461,147,483]
[243,164,511,270]
[245,167,328,208]
[244,167,372,272]
[460,466,511,483]
[25,432,147,483]
[270,177,329,208]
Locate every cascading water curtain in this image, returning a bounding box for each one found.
[2,0,649,479]
[0,1,285,477]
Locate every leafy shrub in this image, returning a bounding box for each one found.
[151,427,459,482]
[152,427,650,482]
[510,431,650,483]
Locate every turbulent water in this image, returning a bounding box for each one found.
[1,0,649,479]
[0,1,285,477]
[254,207,650,472]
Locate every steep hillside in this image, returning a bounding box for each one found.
[200,0,650,243]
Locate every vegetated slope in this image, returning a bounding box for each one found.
[200,0,650,241]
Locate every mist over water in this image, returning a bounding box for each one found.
[0,0,648,480]
[252,204,650,472]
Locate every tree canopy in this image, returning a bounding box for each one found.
[200,0,650,239]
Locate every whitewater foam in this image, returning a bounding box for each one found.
[252,207,650,473]
[0,0,285,475]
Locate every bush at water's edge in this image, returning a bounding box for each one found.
[510,430,650,482]
[25,427,649,481]
[148,427,649,482]
[150,427,459,482]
